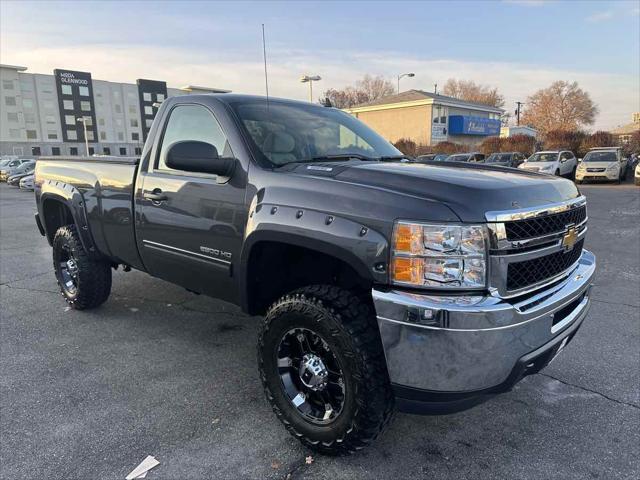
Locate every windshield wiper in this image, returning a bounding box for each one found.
[377,155,413,162]
[310,154,375,162]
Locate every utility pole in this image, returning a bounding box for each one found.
[515,101,524,126]
[434,83,438,95]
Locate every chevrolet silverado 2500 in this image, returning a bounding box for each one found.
[34,94,596,455]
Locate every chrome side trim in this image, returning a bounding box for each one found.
[142,239,231,265]
[485,196,586,222]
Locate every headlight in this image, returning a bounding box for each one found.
[577,163,586,170]
[539,165,554,172]
[391,222,487,289]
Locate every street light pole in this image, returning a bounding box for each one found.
[77,117,90,156]
[300,75,321,102]
[515,101,525,126]
[397,72,415,93]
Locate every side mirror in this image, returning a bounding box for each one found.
[166,141,236,177]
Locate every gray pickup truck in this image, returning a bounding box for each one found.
[34,94,596,455]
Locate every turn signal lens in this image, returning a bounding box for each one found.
[393,223,423,254]
[391,257,423,284]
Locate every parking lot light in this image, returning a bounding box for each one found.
[397,73,415,93]
[300,75,321,102]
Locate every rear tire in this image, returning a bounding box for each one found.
[53,225,112,310]
[555,169,560,176]
[258,285,394,455]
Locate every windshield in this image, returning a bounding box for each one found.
[433,154,449,161]
[486,153,511,162]
[446,154,470,162]
[583,151,616,163]
[15,163,34,173]
[228,100,401,166]
[528,152,558,162]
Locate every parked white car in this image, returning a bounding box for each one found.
[575,148,628,184]
[19,174,35,190]
[635,163,640,186]
[518,151,578,178]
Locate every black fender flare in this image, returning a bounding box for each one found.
[39,179,99,258]
[238,203,389,313]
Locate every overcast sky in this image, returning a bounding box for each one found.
[1,0,638,130]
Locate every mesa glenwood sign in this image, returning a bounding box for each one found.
[58,71,89,85]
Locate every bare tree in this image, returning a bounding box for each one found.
[442,79,505,108]
[321,75,395,108]
[521,81,598,135]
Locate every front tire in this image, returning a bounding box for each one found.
[258,285,394,455]
[53,225,112,309]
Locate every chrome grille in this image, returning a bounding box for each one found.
[507,239,584,291]
[486,196,588,297]
[504,205,587,240]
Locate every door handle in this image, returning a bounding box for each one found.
[143,189,168,203]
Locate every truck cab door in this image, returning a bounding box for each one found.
[136,103,247,303]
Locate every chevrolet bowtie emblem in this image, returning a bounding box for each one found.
[562,226,578,252]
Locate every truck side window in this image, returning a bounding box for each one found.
[157,104,231,172]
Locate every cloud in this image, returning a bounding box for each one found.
[586,11,614,23]
[1,42,636,131]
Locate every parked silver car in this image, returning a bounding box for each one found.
[6,162,36,185]
[19,174,35,190]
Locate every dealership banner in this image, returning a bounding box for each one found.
[448,115,501,136]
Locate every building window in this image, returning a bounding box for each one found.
[47,131,58,139]
[45,115,56,124]
[52,147,61,156]
[2,80,13,89]
[113,90,120,98]
[65,115,75,125]
[114,104,122,114]
[130,118,138,127]
[83,117,93,126]
[96,92,103,98]
[103,147,111,155]
[62,84,72,95]
[4,96,16,106]
[86,131,95,141]
[157,93,165,102]
[128,91,136,99]
[7,112,18,122]
[67,130,78,140]
[117,132,124,141]
[26,130,37,139]
[24,113,36,123]
[144,106,153,116]
[143,92,152,102]
[63,99,74,110]
[23,98,34,109]
[88,147,95,155]
[69,147,78,155]
[32,147,41,156]
[134,147,142,155]
[115,118,123,127]
[80,101,91,111]
[79,86,90,96]
[119,147,127,155]
[43,100,54,110]
[145,118,153,128]
[98,118,105,126]
[100,131,107,140]
[132,132,140,141]
[41,88,53,94]
[9,129,20,139]
[129,105,137,114]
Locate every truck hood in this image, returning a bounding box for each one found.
[296,161,580,222]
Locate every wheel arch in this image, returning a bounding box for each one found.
[239,206,389,315]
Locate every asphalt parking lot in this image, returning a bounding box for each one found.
[1,179,638,480]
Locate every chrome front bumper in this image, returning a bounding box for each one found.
[373,249,596,394]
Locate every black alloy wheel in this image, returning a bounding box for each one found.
[276,327,346,425]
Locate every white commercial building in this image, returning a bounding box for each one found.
[0,64,229,157]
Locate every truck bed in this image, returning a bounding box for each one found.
[35,156,143,269]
